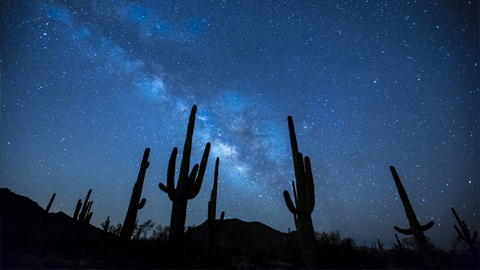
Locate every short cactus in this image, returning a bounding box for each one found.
[206,158,225,259]
[103,216,111,232]
[46,193,56,213]
[451,207,479,256]
[120,148,150,241]
[74,189,93,224]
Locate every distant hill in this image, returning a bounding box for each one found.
[0,188,301,268]
[1,188,477,269]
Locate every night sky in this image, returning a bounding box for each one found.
[1,0,478,250]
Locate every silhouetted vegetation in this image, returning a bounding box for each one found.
[283,115,319,269]
[206,157,225,263]
[120,148,150,241]
[45,193,55,213]
[390,166,436,267]
[1,106,478,269]
[73,189,94,224]
[158,105,211,249]
[451,207,479,257]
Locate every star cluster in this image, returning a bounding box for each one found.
[1,0,478,249]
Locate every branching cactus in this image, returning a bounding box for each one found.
[75,189,93,224]
[120,148,150,241]
[283,115,318,269]
[206,158,225,259]
[451,207,479,256]
[390,166,434,267]
[46,193,56,213]
[159,105,211,244]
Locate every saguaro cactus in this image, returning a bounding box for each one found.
[74,189,93,224]
[159,105,211,244]
[451,207,479,256]
[283,115,318,269]
[120,148,150,241]
[207,158,225,259]
[389,166,434,267]
[46,193,56,213]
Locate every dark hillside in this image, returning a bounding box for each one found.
[1,188,478,269]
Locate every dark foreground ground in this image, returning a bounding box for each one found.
[1,188,478,269]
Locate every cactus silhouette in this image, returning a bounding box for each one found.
[45,193,56,213]
[73,199,82,220]
[451,207,479,256]
[159,105,211,244]
[120,148,150,241]
[393,233,404,250]
[103,216,111,232]
[74,189,93,223]
[206,158,225,259]
[283,115,318,269]
[389,166,434,267]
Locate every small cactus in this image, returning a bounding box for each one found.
[451,207,479,256]
[74,189,93,224]
[45,193,56,213]
[206,158,225,259]
[103,216,111,232]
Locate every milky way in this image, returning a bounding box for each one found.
[1,0,478,249]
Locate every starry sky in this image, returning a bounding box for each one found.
[1,0,478,250]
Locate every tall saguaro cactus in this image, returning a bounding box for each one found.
[207,158,225,259]
[120,148,150,241]
[389,166,434,267]
[159,105,211,244]
[283,115,318,269]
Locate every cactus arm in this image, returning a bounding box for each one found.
[188,142,211,199]
[186,164,199,192]
[159,147,181,201]
[283,191,298,215]
[421,221,435,231]
[394,226,413,235]
[304,156,315,213]
[292,181,298,205]
[138,198,146,209]
[158,183,167,193]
